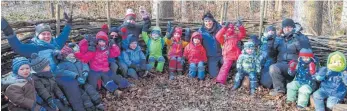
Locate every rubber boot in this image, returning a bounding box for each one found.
[156,62,165,72]
[169,72,175,80]
[197,71,205,80]
[232,72,243,90]
[104,80,118,92]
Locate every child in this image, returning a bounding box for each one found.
[142,19,165,73]
[183,32,207,80]
[313,51,347,111]
[286,48,318,108]
[119,35,152,79]
[56,44,104,111]
[164,22,190,80]
[30,53,71,111]
[231,41,261,95]
[3,57,46,111]
[76,31,131,95]
[215,21,246,85]
[258,26,277,88]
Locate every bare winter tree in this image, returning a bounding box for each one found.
[294,1,323,36]
[152,1,174,19]
[341,0,347,33]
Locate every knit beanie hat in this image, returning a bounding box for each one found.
[202,11,215,21]
[110,27,119,33]
[12,57,30,74]
[299,48,314,58]
[60,45,74,58]
[265,25,276,32]
[282,18,295,28]
[96,31,109,44]
[174,27,183,35]
[244,41,255,49]
[30,53,50,72]
[125,9,136,20]
[35,23,52,36]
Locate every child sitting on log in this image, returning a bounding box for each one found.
[231,41,261,95]
[183,32,208,80]
[286,48,318,109]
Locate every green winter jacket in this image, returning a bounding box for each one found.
[142,31,164,58]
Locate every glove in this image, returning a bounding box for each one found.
[224,22,231,28]
[294,23,302,33]
[235,19,243,27]
[47,98,57,109]
[139,6,150,20]
[1,18,14,36]
[288,60,297,72]
[309,62,316,75]
[64,12,73,25]
[82,71,88,78]
[184,28,191,41]
[77,77,85,85]
[166,21,174,39]
[52,50,63,61]
[60,96,70,106]
[109,39,116,47]
[68,43,80,52]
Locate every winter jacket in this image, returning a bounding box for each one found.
[32,71,65,103]
[164,37,189,59]
[183,32,207,64]
[237,49,261,73]
[6,25,71,58]
[142,31,164,58]
[315,52,347,99]
[4,75,43,111]
[119,43,146,67]
[198,21,222,57]
[216,25,246,61]
[273,32,311,63]
[56,60,89,79]
[260,34,276,59]
[289,58,318,87]
[76,32,121,72]
[118,22,143,40]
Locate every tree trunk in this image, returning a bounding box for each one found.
[181,0,188,22]
[152,1,174,19]
[277,0,282,18]
[341,0,347,31]
[294,1,324,36]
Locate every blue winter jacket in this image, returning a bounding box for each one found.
[198,22,222,57]
[56,60,89,80]
[273,32,311,63]
[315,67,347,98]
[6,25,72,58]
[119,46,146,67]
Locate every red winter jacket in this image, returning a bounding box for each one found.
[75,31,120,72]
[216,24,246,61]
[183,32,207,64]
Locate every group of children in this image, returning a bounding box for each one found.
[1,8,346,111]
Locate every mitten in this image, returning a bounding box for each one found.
[47,98,57,109]
[64,12,73,25]
[1,18,14,36]
[309,62,316,75]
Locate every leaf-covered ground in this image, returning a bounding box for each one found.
[101,72,316,111]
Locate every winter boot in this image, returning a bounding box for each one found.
[104,80,118,92]
[169,72,175,80]
[127,69,139,80]
[156,62,165,72]
[96,103,105,110]
[197,71,205,80]
[232,80,241,90]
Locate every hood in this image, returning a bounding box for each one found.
[151,26,162,36]
[190,32,202,44]
[225,24,235,36]
[172,27,182,42]
[242,41,256,55]
[96,31,109,44]
[327,51,346,72]
[124,34,141,51]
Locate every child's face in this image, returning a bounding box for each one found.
[246,48,254,54]
[110,32,119,39]
[267,30,275,36]
[151,33,159,40]
[98,40,106,47]
[66,53,76,63]
[42,65,51,72]
[173,33,181,38]
[126,19,135,24]
[301,56,311,63]
[129,41,138,50]
[193,38,200,44]
[18,64,31,78]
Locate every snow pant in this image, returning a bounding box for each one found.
[106,70,131,89]
[40,98,72,111]
[56,76,85,111]
[313,88,346,111]
[286,81,313,107]
[188,62,205,80]
[119,62,152,79]
[260,58,274,88]
[80,83,102,110]
[87,70,118,92]
[110,61,119,76]
[233,71,258,91]
[207,56,223,78]
[169,57,184,79]
[216,59,235,84]
[149,56,165,72]
[269,61,293,93]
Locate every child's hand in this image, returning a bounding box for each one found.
[309,62,316,75]
[288,60,297,72]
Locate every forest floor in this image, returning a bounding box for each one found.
[101,71,315,111]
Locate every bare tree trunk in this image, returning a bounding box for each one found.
[181,0,188,22]
[106,1,111,29]
[152,0,174,25]
[259,0,265,37]
[55,3,60,36]
[277,0,282,18]
[294,1,323,36]
[51,2,55,18]
[294,0,306,28]
[341,0,347,31]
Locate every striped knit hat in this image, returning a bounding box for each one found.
[12,57,30,74]
[30,53,50,72]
